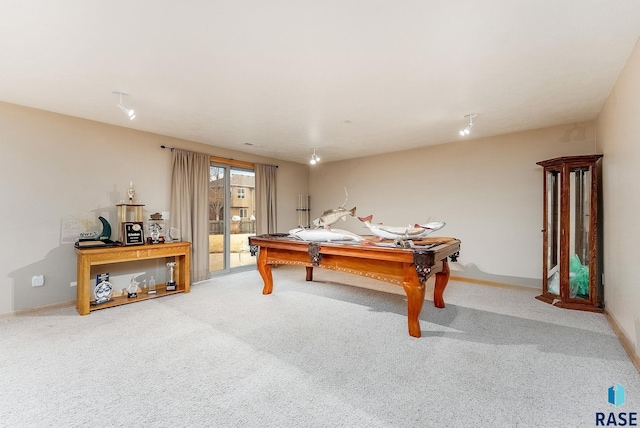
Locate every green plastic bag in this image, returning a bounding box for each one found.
[569,254,589,297]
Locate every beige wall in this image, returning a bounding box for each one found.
[597,38,640,355]
[0,102,308,316]
[309,122,597,287]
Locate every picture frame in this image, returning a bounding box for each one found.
[122,222,145,246]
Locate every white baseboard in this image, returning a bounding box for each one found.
[0,301,75,319]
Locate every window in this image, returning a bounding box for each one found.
[209,165,256,273]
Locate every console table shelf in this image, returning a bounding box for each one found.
[89,287,183,311]
[75,241,191,315]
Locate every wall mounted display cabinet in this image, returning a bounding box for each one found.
[536,154,603,312]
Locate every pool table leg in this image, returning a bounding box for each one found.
[433,259,450,308]
[257,248,273,295]
[403,266,426,338]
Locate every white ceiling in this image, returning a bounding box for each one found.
[2,1,639,164]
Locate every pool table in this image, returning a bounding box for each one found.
[248,234,461,338]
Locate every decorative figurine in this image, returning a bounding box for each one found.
[148,222,162,243]
[148,276,156,295]
[127,181,136,203]
[93,273,113,305]
[168,227,181,242]
[97,216,112,241]
[126,276,139,298]
[312,187,356,228]
[358,215,446,248]
[166,261,177,291]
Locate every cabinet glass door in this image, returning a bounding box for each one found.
[545,170,561,296]
[567,165,592,300]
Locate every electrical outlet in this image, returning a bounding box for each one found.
[32,275,45,287]
[70,281,77,287]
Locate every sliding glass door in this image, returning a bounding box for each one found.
[209,164,256,275]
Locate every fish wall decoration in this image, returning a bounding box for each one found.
[289,227,364,242]
[312,207,357,228]
[358,215,446,240]
[312,187,356,228]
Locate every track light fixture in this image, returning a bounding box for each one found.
[309,149,320,165]
[113,91,136,120]
[459,113,478,136]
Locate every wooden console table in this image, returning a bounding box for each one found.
[75,241,191,315]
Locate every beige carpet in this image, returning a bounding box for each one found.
[1,266,638,427]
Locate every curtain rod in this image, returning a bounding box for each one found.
[160,145,278,168]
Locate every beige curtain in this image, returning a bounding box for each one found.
[170,149,210,282]
[255,164,277,235]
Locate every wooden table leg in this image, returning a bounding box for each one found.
[433,259,450,308]
[173,257,181,291]
[183,251,191,293]
[76,255,91,315]
[402,265,426,338]
[305,266,313,281]
[257,248,274,295]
